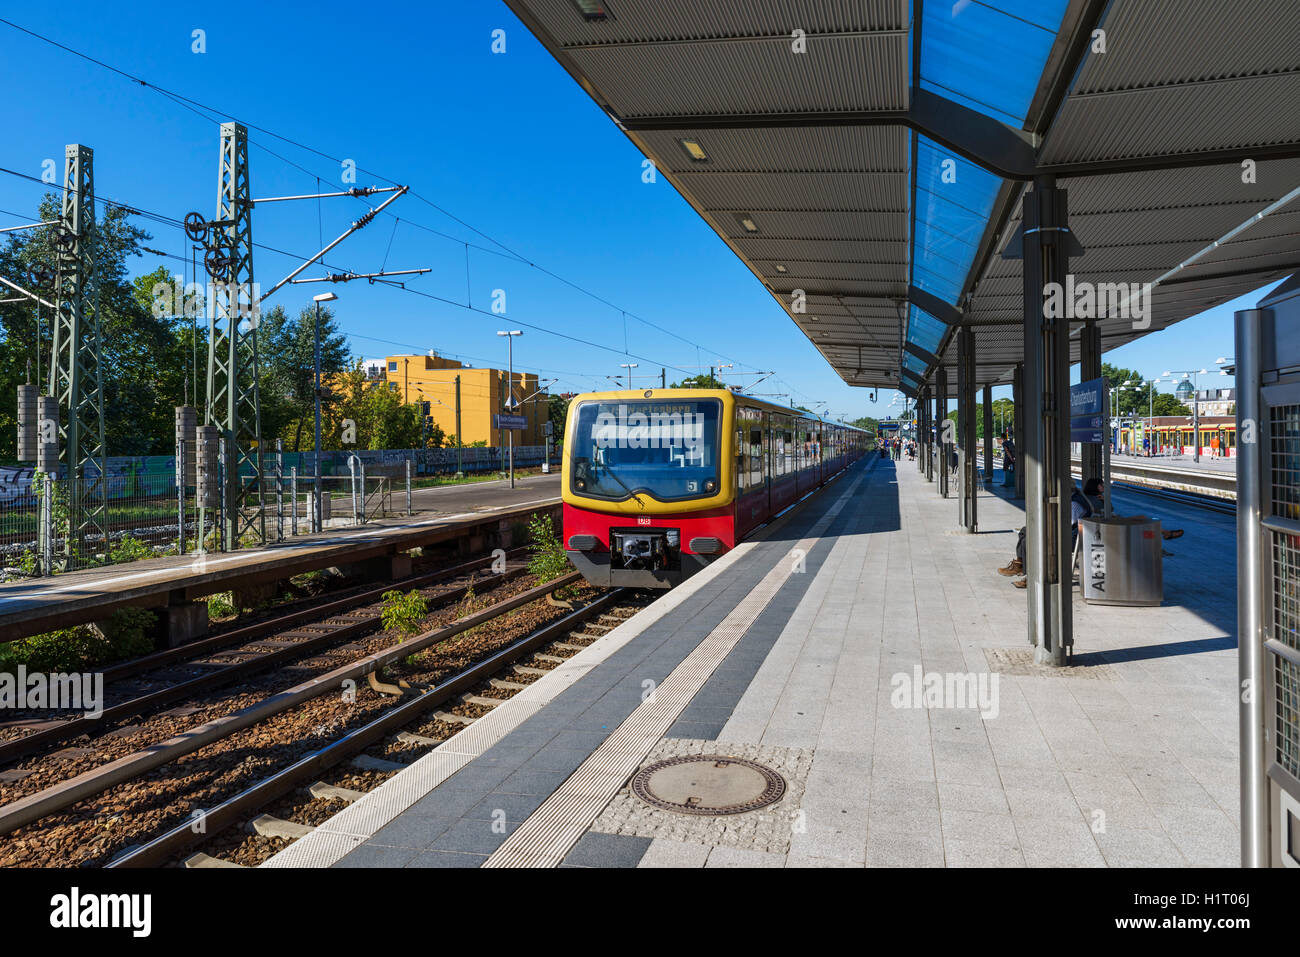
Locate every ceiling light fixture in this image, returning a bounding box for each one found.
[736,214,759,233]
[679,138,708,162]
[571,0,612,21]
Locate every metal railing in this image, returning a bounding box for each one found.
[1,453,410,579]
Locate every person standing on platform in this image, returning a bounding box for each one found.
[1000,431,1015,487]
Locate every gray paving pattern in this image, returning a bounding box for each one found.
[334,455,1238,868]
[333,462,875,867]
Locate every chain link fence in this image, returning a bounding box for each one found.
[1,442,558,582]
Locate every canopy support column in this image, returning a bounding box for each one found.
[1020,176,1074,666]
[937,365,949,498]
[983,383,994,487]
[1080,320,1103,489]
[957,327,978,531]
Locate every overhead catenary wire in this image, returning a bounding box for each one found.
[0,17,781,384]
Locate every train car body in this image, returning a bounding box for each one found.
[561,388,870,588]
[1116,415,1236,457]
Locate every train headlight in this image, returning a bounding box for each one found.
[575,478,587,491]
[704,479,717,493]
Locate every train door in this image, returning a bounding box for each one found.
[764,411,773,517]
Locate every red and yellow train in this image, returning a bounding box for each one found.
[561,388,871,588]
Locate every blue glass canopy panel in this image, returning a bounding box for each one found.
[906,304,948,355]
[911,136,1001,306]
[918,0,1070,128]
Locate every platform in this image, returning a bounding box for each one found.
[266,455,1239,869]
[0,475,560,640]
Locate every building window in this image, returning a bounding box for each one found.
[388,361,398,373]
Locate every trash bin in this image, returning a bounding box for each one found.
[1079,517,1163,606]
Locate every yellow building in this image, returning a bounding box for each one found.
[383,354,549,447]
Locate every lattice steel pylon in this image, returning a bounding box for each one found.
[203,122,264,548]
[50,143,107,562]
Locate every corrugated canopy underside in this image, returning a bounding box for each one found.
[506,0,1300,390]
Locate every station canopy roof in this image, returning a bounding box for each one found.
[506,0,1300,393]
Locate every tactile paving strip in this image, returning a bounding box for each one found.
[263,500,783,867]
[483,466,870,868]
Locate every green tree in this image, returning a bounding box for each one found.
[260,302,350,451]
[0,199,190,459]
[670,373,724,389]
[548,393,570,442]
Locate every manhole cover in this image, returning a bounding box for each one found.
[631,755,786,816]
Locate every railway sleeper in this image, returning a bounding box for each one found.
[307,781,367,803]
[460,694,501,708]
[489,678,529,691]
[349,754,405,772]
[248,814,315,840]
[432,711,476,726]
[396,731,442,747]
[185,852,245,869]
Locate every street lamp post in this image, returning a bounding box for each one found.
[311,291,337,533]
[619,362,638,389]
[498,330,523,488]
[1166,368,1209,462]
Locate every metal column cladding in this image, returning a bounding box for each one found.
[1238,274,1300,868]
[1080,321,1103,490]
[1013,363,1025,499]
[936,364,949,498]
[1020,178,1074,666]
[958,326,978,532]
[983,383,994,488]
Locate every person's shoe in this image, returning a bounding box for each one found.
[1162,529,1183,540]
[1012,578,1027,588]
[997,559,1024,577]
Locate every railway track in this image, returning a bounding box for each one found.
[115,589,646,868]
[0,547,531,767]
[0,568,640,867]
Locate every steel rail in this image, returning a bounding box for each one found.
[0,558,529,767]
[108,588,627,868]
[0,572,580,836]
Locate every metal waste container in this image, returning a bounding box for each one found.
[1078,517,1163,606]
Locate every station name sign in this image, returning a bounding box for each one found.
[1070,377,1107,444]
[494,414,527,430]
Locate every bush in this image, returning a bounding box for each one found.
[207,592,236,619]
[102,607,157,659]
[0,607,159,675]
[109,536,154,564]
[526,513,569,583]
[4,625,108,674]
[380,589,428,635]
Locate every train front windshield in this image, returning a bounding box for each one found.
[569,398,722,502]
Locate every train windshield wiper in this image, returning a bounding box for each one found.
[599,461,645,507]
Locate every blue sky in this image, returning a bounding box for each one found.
[0,2,1250,420]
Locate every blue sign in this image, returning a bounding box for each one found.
[1070,377,1107,444]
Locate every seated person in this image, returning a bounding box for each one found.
[999,477,1184,586]
[1084,478,1184,542]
